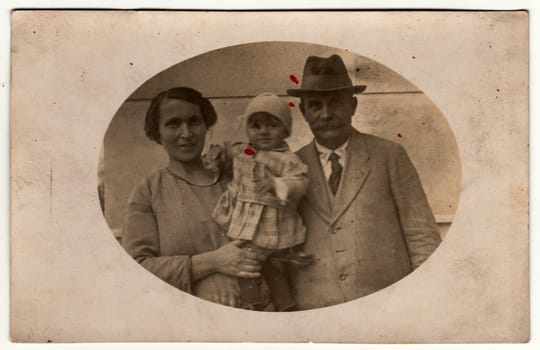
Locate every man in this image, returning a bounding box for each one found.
[286,55,442,310]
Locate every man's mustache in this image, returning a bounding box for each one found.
[312,120,344,130]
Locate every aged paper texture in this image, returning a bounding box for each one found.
[10,11,528,343]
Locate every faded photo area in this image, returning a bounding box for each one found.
[99,42,461,311]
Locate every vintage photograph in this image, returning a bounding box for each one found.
[101,42,461,311]
[9,10,528,343]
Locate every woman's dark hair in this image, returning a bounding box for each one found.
[144,87,217,144]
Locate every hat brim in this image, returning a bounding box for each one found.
[286,85,367,97]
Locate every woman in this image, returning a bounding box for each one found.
[122,87,264,308]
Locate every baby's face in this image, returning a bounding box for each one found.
[246,112,288,151]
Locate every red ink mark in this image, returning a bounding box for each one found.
[411,56,416,60]
[129,62,134,66]
[289,74,299,84]
[244,148,255,156]
[496,89,500,92]
[288,102,295,107]
[397,133,402,138]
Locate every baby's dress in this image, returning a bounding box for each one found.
[212,143,308,250]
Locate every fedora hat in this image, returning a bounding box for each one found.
[286,55,366,97]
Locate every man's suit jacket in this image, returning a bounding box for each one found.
[290,130,441,310]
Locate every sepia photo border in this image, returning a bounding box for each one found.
[4,3,534,349]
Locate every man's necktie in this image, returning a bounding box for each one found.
[328,152,343,195]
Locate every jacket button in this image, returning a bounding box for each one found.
[330,226,341,234]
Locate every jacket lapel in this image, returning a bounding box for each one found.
[300,141,333,224]
[332,131,371,223]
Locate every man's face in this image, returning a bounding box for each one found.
[300,90,357,149]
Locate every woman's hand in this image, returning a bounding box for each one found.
[191,240,266,281]
[212,240,265,278]
[194,273,241,308]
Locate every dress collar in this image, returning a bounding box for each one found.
[166,162,220,187]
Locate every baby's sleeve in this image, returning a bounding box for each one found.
[273,153,309,204]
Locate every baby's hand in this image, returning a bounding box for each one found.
[253,177,275,195]
[203,143,233,175]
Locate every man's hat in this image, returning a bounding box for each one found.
[286,55,366,97]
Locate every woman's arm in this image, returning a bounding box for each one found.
[122,181,195,292]
[123,180,264,288]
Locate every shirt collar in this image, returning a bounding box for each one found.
[315,139,349,163]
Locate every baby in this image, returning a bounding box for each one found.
[212,92,313,310]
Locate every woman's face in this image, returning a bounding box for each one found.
[158,98,207,164]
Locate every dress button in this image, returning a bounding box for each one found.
[339,273,348,281]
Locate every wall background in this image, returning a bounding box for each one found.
[103,42,460,239]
